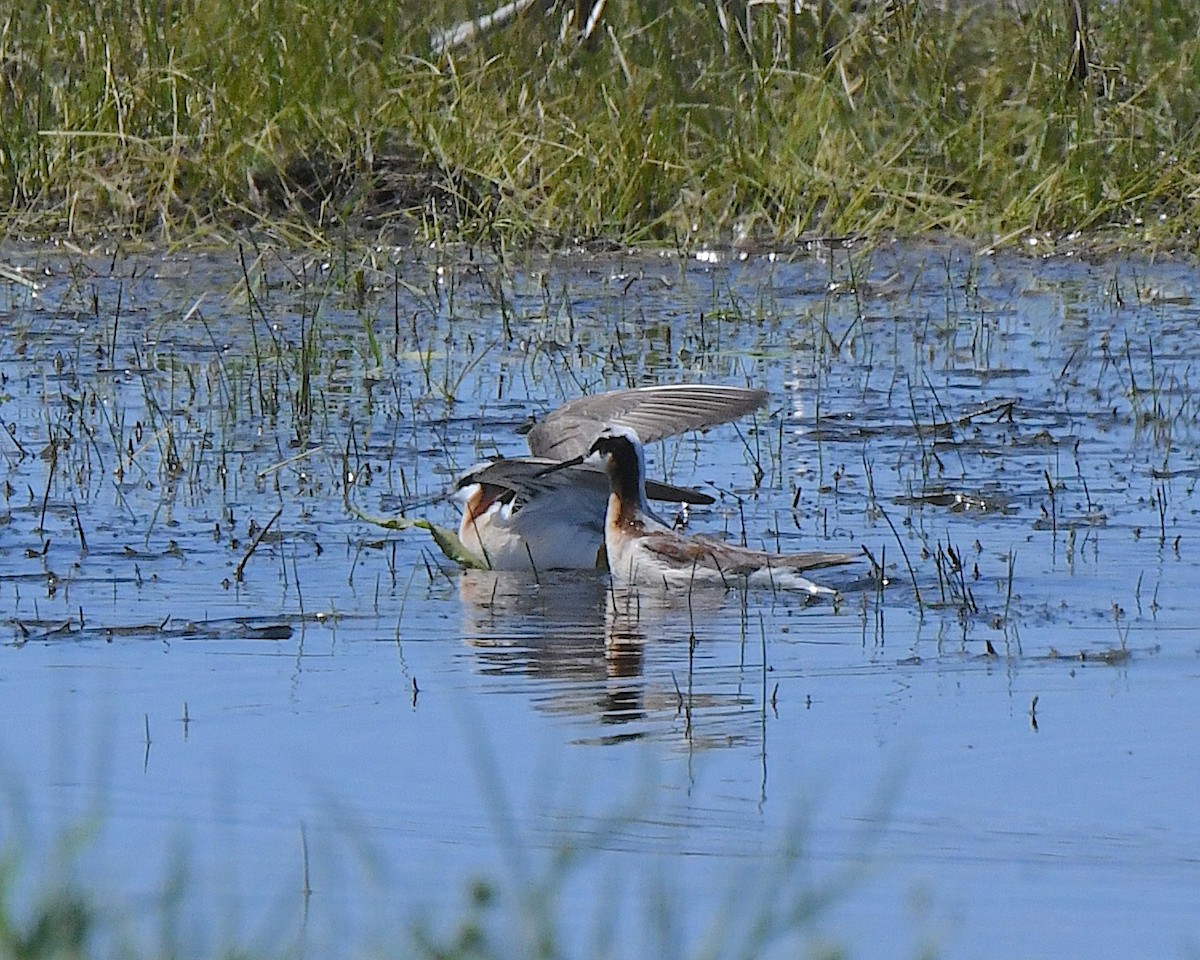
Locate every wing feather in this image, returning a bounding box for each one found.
[458,457,715,505]
[525,384,767,460]
[638,532,859,574]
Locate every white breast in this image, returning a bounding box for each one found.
[459,484,608,571]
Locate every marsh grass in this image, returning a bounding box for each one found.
[0,829,866,960]
[0,746,882,960]
[2,0,1199,246]
[0,882,91,960]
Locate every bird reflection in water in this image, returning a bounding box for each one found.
[458,569,648,728]
[458,570,756,740]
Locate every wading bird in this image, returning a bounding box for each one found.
[454,384,767,571]
[576,424,859,594]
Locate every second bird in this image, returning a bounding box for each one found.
[454,383,767,571]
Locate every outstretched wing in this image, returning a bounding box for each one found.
[457,457,716,505]
[525,384,768,460]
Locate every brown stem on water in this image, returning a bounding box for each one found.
[72,501,88,554]
[235,506,283,582]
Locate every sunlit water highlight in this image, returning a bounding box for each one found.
[0,240,1197,959]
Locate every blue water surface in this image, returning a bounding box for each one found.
[0,238,1196,959]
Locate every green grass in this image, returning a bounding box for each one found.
[0,803,876,960]
[2,0,1199,248]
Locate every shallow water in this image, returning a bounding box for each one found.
[0,239,1197,958]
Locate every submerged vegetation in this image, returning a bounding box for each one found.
[1,0,1199,247]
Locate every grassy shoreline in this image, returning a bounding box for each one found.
[2,0,1198,249]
